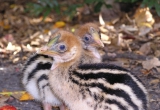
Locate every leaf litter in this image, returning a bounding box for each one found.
[0,1,160,110]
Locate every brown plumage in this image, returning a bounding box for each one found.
[38,28,148,110]
[22,23,104,110]
[75,23,104,64]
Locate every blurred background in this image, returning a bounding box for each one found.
[0,0,160,110]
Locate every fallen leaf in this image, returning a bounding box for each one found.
[100,33,110,44]
[13,58,19,63]
[154,22,160,30]
[120,24,138,32]
[138,26,152,36]
[139,42,151,55]
[6,42,15,51]
[0,91,25,99]
[150,79,160,85]
[0,95,10,107]
[140,69,151,75]
[19,92,33,101]
[134,7,154,27]
[134,7,154,36]
[154,50,160,57]
[99,13,105,26]
[54,21,66,28]
[99,26,108,33]
[142,57,160,70]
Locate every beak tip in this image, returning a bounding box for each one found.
[37,46,48,54]
[97,40,104,48]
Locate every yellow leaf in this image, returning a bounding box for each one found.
[3,25,10,30]
[139,22,152,28]
[19,92,34,101]
[54,21,66,28]
[0,91,25,96]
[134,7,154,28]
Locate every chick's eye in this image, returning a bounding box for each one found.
[58,44,66,52]
[84,36,90,41]
[59,45,65,50]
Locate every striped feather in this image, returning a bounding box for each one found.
[65,63,148,110]
[22,54,62,106]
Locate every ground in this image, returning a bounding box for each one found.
[0,1,160,110]
[0,54,160,110]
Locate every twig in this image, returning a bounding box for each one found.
[102,52,147,61]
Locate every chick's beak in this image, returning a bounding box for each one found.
[37,46,59,56]
[91,32,104,48]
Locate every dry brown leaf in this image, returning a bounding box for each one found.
[139,42,151,55]
[134,7,154,36]
[0,95,10,107]
[154,50,160,57]
[99,26,108,33]
[120,24,138,32]
[142,57,160,70]
[134,7,154,27]
[140,69,151,75]
[100,33,110,44]
[138,26,152,36]
[150,79,160,85]
[154,22,160,30]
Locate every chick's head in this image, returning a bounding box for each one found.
[75,23,104,59]
[37,30,82,66]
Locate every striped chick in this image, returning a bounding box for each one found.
[22,23,104,110]
[38,30,148,110]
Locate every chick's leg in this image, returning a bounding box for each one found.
[43,102,52,110]
[59,103,67,110]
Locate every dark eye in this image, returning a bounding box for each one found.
[59,44,65,50]
[83,34,92,43]
[58,44,67,52]
[84,36,90,41]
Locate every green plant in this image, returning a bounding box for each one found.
[116,0,139,3]
[116,0,160,16]
[26,0,60,18]
[63,3,83,19]
[25,0,160,19]
[84,0,112,12]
